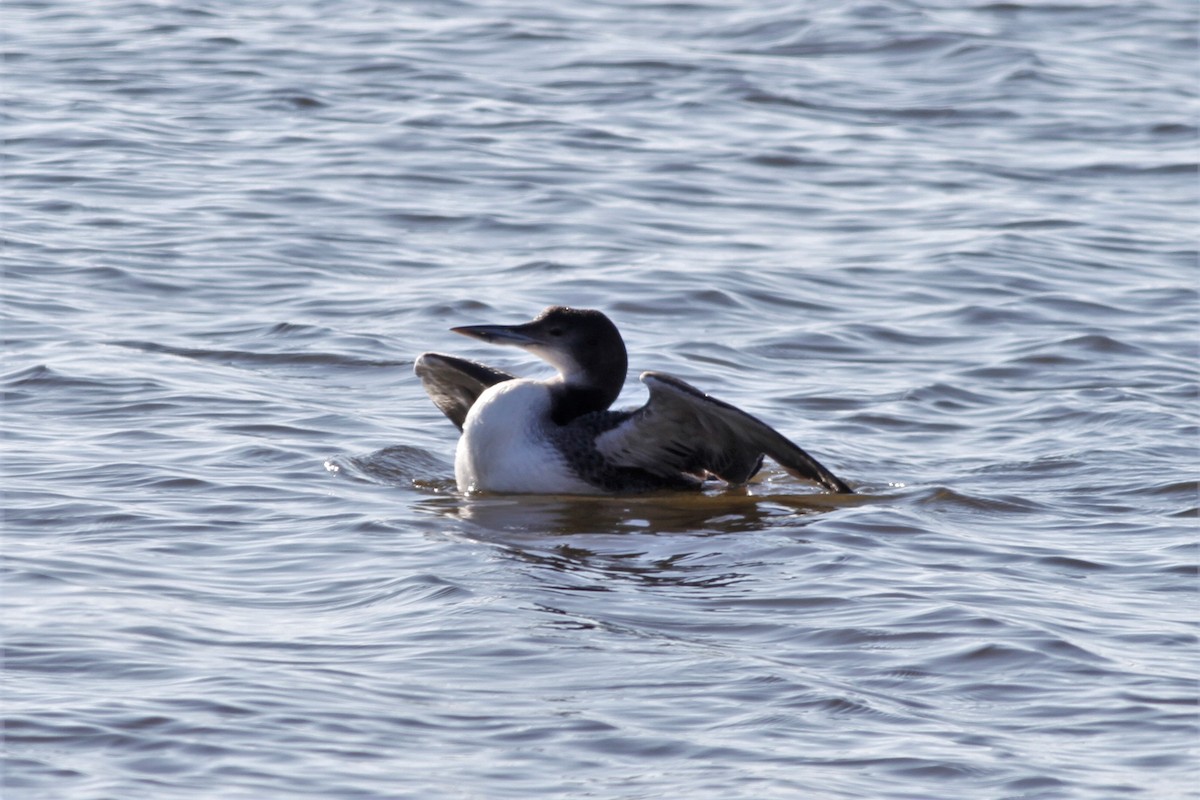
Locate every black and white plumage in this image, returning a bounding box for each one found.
[414,306,853,495]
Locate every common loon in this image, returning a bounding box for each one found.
[414,306,853,495]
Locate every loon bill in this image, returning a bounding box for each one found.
[414,306,853,495]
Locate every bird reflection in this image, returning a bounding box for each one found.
[411,475,852,537]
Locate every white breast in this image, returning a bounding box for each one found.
[455,380,597,495]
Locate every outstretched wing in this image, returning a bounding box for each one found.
[414,352,516,430]
[594,371,853,493]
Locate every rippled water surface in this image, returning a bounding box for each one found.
[3,1,1197,798]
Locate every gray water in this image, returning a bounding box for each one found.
[3,1,1197,798]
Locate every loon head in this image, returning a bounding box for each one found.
[452,306,628,422]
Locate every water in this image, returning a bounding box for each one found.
[3,1,1197,797]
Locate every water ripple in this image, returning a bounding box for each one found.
[4,0,1196,797]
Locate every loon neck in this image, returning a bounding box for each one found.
[548,379,620,425]
[544,335,627,425]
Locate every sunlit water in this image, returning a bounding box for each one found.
[3,1,1197,798]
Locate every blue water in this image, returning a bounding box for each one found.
[3,1,1197,798]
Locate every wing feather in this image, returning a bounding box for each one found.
[595,372,852,493]
[414,352,516,430]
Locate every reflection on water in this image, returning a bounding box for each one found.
[418,487,856,537]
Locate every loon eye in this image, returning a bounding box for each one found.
[548,327,564,337]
